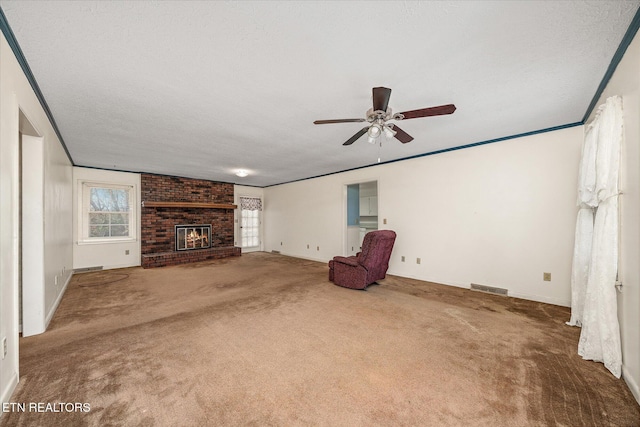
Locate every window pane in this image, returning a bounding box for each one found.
[89,225,110,237]
[111,225,129,237]
[111,213,128,224]
[90,188,129,212]
[89,213,109,224]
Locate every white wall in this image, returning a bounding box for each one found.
[264,126,582,307]
[40,127,73,333]
[588,31,640,404]
[72,167,141,270]
[1,33,73,404]
[234,185,264,249]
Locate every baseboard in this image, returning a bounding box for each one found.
[1,371,19,412]
[100,262,141,270]
[275,251,327,264]
[385,271,469,290]
[508,291,570,308]
[622,364,640,405]
[384,270,570,307]
[45,271,73,329]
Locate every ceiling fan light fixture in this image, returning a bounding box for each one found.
[383,125,396,139]
[235,169,249,178]
[367,124,382,138]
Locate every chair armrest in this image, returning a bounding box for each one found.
[332,256,360,267]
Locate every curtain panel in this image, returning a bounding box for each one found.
[239,196,262,211]
[568,95,623,378]
[567,122,598,327]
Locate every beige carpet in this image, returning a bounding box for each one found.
[2,252,639,426]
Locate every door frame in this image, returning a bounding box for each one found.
[238,195,263,253]
[21,134,46,336]
[342,178,379,256]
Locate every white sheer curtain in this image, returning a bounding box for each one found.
[567,122,598,326]
[567,96,623,378]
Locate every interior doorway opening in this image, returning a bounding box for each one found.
[345,180,378,256]
[19,109,43,337]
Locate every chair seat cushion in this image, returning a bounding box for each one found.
[331,256,359,267]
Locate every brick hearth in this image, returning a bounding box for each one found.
[142,246,241,268]
[141,174,240,268]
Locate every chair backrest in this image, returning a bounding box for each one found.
[358,230,396,270]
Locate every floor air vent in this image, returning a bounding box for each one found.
[470,283,508,296]
[271,250,281,254]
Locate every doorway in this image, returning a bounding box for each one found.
[239,196,262,253]
[345,181,378,256]
[19,110,44,336]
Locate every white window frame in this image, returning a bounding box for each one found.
[78,181,137,244]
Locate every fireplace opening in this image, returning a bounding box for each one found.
[175,224,212,251]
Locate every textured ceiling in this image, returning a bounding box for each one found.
[1,1,639,187]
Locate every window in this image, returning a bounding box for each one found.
[80,182,136,243]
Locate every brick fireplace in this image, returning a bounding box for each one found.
[141,174,241,268]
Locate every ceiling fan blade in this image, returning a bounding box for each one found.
[314,118,366,124]
[399,104,456,120]
[391,124,414,144]
[343,127,369,146]
[372,87,392,112]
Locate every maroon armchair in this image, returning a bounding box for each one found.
[328,230,396,290]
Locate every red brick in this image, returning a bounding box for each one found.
[140,173,239,268]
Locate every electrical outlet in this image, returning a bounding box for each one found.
[125,250,130,255]
[416,258,421,265]
[316,246,319,251]
[543,272,551,281]
[2,337,6,359]
[401,256,405,262]
[307,244,309,249]
[280,242,283,246]
[54,275,58,286]
[383,218,387,225]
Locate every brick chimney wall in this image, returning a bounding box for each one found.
[140,174,239,267]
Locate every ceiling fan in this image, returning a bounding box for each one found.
[314,87,456,146]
